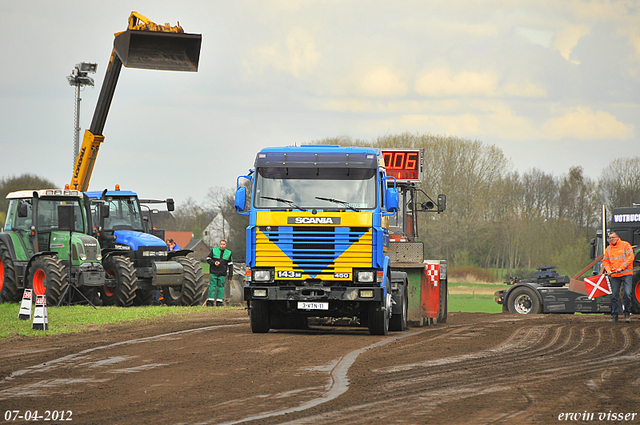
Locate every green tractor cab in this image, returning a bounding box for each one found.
[0,189,105,306]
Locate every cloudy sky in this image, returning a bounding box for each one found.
[1,1,638,207]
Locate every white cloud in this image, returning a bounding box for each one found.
[517,27,554,48]
[244,27,320,78]
[553,24,590,64]
[542,107,634,140]
[356,68,408,97]
[502,81,547,98]
[415,68,499,97]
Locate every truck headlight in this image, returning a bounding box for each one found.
[253,289,268,297]
[253,269,272,282]
[357,271,374,283]
[360,289,374,298]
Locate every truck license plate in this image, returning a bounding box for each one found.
[298,302,328,310]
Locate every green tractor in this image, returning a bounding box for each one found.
[0,189,105,306]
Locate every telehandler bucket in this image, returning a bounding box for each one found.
[113,30,201,72]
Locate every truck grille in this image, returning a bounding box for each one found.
[256,226,372,276]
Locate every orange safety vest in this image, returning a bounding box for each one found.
[602,240,634,277]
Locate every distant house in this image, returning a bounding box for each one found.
[184,239,211,262]
[203,208,231,248]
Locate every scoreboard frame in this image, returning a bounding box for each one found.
[381,149,423,183]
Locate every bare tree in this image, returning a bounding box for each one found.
[172,197,216,240]
[599,156,640,209]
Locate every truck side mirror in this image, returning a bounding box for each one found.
[166,198,175,212]
[437,194,446,213]
[101,204,110,219]
[235,187,247,214]
[386,187,399,214]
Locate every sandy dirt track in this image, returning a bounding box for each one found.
[1,310,639,424]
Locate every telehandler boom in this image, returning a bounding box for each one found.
[70,11,201,192]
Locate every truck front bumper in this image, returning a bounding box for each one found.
[244,286,384,302]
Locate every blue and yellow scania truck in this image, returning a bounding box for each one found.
[235,145,447,335]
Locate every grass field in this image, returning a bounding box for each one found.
[449,294,502,314]
[0,303,229,338]
[0,281,507,338]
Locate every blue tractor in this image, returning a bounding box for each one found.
[86,188,206,306]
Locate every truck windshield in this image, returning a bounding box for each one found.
[254,167,377,210]
[103,197,144,231]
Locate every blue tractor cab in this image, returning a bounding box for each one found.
[85,188,206,306]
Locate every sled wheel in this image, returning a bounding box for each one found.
[507,286,542,314]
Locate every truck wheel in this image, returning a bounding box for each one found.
[250,300,270,333]
[0,241,21,303]
[27,255,68,306]
[101,256,137,307]
[368,296,390,335]
[437,276,448,323]
[162,256,206,306]
[389,285,408,331]
[507,286,542,314]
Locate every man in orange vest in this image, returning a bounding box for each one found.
[601,232,635,323]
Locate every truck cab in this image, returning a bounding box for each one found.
[236,145,400,334]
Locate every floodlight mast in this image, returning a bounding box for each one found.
[67,62,97,168]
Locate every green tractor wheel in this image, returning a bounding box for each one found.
[0,241,21,303]
[27,255,68,306]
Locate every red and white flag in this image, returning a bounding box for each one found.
[583,274,611,299]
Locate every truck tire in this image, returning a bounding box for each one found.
[438,276,448,323]
[250,300,270,333]
[27,255,68,306]
[507,286,542,314]
[368,297,390,335]
[389,284,408,331]
[101,256,137,307]
[0,241,20,303]
[162,256,206,306]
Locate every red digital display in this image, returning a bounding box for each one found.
[382,149,422,182]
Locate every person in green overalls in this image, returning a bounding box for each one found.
[207,240,233,306]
